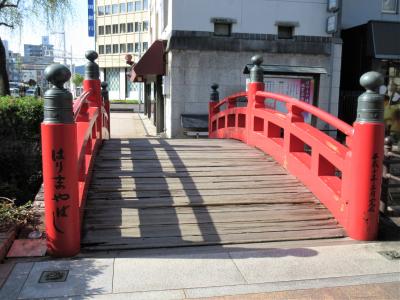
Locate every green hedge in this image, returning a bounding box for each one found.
[0,96,43,205]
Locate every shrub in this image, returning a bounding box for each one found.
[0,96,43,205]
[0,198,36,231]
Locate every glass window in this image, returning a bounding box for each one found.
[105,44,112,54]
[135,22,140,32]
[135,0,142,11]
[105,25,111,34]
[142,21,149,31]
[106,68,120,92]
[143,0,148,10]
[120,44,126,53]
[214,23,231,36]
[113,44,119,53]
[112,24,119,34]
[142,42,148,51]
[127,23,134,32]
[99,45,105,54]
[134,42,140,52]
[98,26,105,35]
[98,6,104,16]
[127,2,133,12]
[382,0,398,13]
[105,5,111,15]
[112,4,119,14]
[127,43,134,52]
[120,23,126,33]
[120,3,126,13]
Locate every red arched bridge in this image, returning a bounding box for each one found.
[41,52,384,257]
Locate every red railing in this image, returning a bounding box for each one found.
[209,76,384,241]
[41,57,110,257]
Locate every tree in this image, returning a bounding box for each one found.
[72,73,83,87]
[0,0,72,96]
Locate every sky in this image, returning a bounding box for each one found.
[0,0,94,65]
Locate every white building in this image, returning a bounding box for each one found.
[131,0,343,137]
[95,0,151,100]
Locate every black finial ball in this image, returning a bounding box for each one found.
[251,55,263,66]
[360,71,383,92]
[384,136,394,146]
[101,81,108,89]
[85,50,99,62]
[44,64,71,88]
[211,83,219,90]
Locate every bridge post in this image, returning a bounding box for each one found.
[346,71,385,240]
[247,55,265,145]
[83,50,102,140]
[209,83,219,137]
[101,81,111,135]
[41,64,80,257]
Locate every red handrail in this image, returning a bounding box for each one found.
[73,90,91,119]
[209,79,384,241]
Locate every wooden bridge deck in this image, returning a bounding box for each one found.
[82,138,345,251]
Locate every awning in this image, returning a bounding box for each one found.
[243,65,327,75]
[130,40,166,82]
[369,21,400,60]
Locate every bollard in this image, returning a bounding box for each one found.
[209,83,219,136]
[346,71,385,240]
[101,81,111,134]
[247,55,265,145]
[41,64,80,257]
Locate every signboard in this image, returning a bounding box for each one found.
[326,14,338,34]
[264,76,315,123]
[88,0,95,37]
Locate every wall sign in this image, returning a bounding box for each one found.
[88,0,95,37]
[326,14,338,34]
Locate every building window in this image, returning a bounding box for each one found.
[105,25,111,35]
[127,2,134,12]
[105,5,111,15]
[127,43,134,52]
[135,22,140,32]
[134,42,140,52]
[143,0,148,10]
[120,23,126,33]
[106,68,120,92]
[112,24,119,34]
[112,4,119,14]
[142,21,149,31]
[98,6,104,16]
[113,44,119,53]
[99,45,105,54]
[120,43,127,53]
[142,42,148,51]
[214,23,231,36]
[135,0,142,11]
[105,44,112,54]
[120,3,126,13]
[382,0,398,13]
[98,26,104,35]
[277,25,294,39]
[127,22,134,32]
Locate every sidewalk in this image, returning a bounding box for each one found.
[0,112,398,299]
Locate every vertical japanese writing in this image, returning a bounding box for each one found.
[369,153,379,213]
[52,148,70,233]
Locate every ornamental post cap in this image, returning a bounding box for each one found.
[384,136,394,147]
[360,71,384,92]
[251,55,263,66]
[44,64,71,89]
[85,50,98,62]
[211,83,219,91]
[101,81,108,89]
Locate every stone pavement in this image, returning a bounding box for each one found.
[0,241,399,299]
[110,112,157,139]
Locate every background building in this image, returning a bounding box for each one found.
[137,0,343,137]
[339,0,400,125]
[95,0,151,100]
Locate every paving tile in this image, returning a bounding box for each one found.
[17,258,114,299]
[0,262,33,300]
[7,239,47,258]
[113,252,246,293]
[230,244,400,284]
[0,261,16,289]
